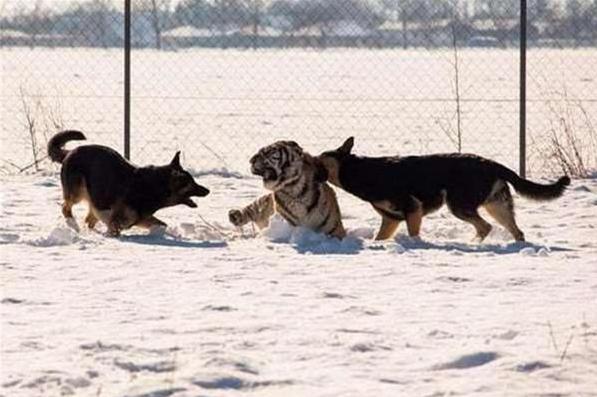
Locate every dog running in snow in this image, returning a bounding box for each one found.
[48,130,210,236]
[317,137,570,242]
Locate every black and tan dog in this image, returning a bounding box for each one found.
[317,137,570,242]
[48,130,209,236]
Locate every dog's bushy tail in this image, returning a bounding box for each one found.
[496,164,570,200]
[48,130,86,163]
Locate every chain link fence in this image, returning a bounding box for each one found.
[1,0,596,177]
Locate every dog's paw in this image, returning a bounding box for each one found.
[106,222,122,238]
[106,229,121,238]
[228,209,245,226]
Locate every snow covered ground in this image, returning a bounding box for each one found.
[1,168,597,397]
[1,45,596,396]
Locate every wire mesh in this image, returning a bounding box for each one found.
[1,0,595,177]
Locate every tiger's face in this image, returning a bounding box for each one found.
[250,141,307,191]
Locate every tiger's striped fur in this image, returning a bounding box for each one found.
[229,141,346,239]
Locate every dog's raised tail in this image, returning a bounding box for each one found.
[48,130,86,163]
[497,164,570,201]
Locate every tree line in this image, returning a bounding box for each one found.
[1,0,596,48]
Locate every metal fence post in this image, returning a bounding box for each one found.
[124,0,131,160]
[519,0,527,178]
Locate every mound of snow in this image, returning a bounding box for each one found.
[262,216,363,254]
[28,226,81,247]
[519,246,550,257]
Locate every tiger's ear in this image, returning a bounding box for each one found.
[337,137,354,155]
[288,141,303,153]
[285,141,304,159]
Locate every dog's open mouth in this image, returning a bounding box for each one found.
[179,184,209,208]
[181,197,197,208]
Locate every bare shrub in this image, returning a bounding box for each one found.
[434,21,463,153]
[12,86,64,173]
[543,90,597,178]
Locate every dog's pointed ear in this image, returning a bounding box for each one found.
[170,151,182,169]
[338,137,354,155]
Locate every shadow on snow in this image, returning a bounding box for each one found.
[394,235,572,255]
[119,234,226,249]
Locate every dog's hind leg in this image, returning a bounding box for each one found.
[446,190,492,242]
[448,206,492,242]
[62,200,80,232]
[60,173,86,232]
[483,185,525,241]
[61,200,73,218]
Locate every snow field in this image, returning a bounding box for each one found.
[1,171,596,396]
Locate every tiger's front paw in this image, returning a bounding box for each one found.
[228,209,245,226]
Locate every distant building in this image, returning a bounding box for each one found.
[378,19,475,47]
[0,28,76,47]
[162,25,214,47]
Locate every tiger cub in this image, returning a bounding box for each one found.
[228,141,346,239]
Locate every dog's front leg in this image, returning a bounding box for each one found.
[372,202,402,240]
[106,204,129,237]
[85,211,98,230]
[106,219,122,237]
[136,216,168,235]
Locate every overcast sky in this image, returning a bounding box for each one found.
[0,0,574,18]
